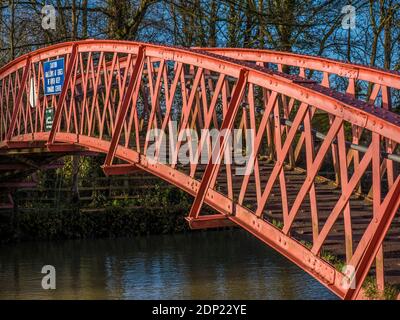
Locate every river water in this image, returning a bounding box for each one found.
[0,230,336,300]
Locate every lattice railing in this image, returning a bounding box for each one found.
[1,41,400,299]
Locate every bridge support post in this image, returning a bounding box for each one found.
[187,69,248,220]
[102,46,145,173]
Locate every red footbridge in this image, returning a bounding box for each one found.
[1,40,400,300]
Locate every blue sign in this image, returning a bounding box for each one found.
[43,58,65,95]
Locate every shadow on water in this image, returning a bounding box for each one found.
[0,229,337,300]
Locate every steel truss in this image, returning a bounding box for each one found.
[1,40,400,299]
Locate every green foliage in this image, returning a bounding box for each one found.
[362,276,400,300]
[363,276,380,300]
[89,190,108,208]
[298,241,345,271]
[334,259,346,272]
[320,249,336,264]
[383,284,399,300]
[300,240,312,249]
[271,219,283,229]
[320,249,346,272]
[61,156,74,183]
[101,184,192,209]
[1,183,192,243]
[10,205,189,241]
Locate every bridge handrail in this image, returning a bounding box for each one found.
[195,47,400,91]
[1,40,400,146]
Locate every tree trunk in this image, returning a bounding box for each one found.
[227,3,238,47]
[243,0,253,47]
[9,0,15,60]
[208,0,217,47]
[82,0,88,39]
[56,0,68,39]
[383,4,393,69]
[71,155,80,203]
[0,0,3,50]
[72,0,77,40]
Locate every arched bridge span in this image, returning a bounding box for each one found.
[1,40,400,300]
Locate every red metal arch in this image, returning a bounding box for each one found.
[199,48,400,196]
[1,40,400,300]
[197,47,400,94]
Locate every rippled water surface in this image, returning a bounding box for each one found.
[0,230,336,299]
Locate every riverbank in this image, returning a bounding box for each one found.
[1,205,191,243]
[2,168,399,299]
[0,176,195,243]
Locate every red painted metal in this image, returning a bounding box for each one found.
[186,214,236,229]
[103,45,145,169]
[188,69,248,220]
[196,47,400,92]
[103,164,140,176]
[48,44,78,145]
[1,40,400,300]
[5,56,31,141]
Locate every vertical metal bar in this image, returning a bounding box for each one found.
[171,67,203,168]
[382,85,395,191]
[273,97,289,225]
[346,78,361,194]
[312,143,373,255]
[79,52,92,135]
[337,123,353,261]
[99,53,118,140]
[188,69,248,220]
[144,59,165,154]
[240,83,263,205]
[88,52,105,137]
[303,106,319,243]
[322,69,339,185]
[372,132,385,292]
[190,74,225,177]
[154,62,183,160]
[281,95,295,168]
[103,45,145,167]
[283,116,342,235]
[238,103,258,203]
[256,103,309,220]
[345,175,400,300]
[263,87,274,161]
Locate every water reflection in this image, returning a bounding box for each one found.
[0,230,336,300]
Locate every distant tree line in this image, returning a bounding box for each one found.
[0,0,399,71]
